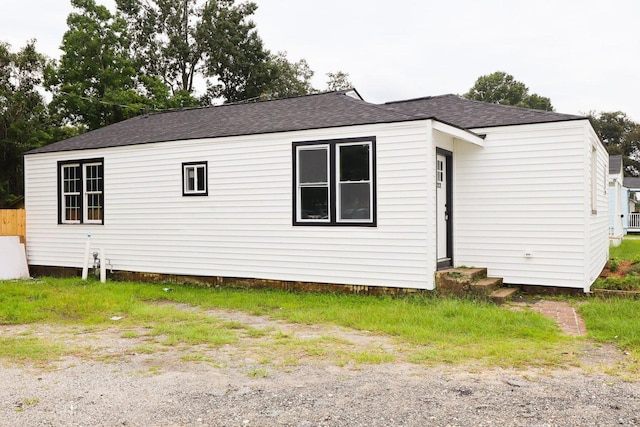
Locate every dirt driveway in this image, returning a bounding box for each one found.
[1,307,638,426]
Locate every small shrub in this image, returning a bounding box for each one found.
[609,259,620,272]
[592,276,640,291]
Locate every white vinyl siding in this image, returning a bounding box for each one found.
[25,121,436,290]
[587,129,609,289]
[453,120,608,290]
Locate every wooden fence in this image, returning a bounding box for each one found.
[0,209,26,244]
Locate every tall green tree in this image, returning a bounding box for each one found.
[257,51,315,100]
[49,0,197,130]
[0,41,55,207]
[464,71,554,111]
[117,0,273,103]
[589,111,640,176]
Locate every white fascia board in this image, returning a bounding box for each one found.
[432,120,484,147]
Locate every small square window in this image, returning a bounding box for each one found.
[183,162,208,196]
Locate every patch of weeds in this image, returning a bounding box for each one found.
[180,353,216,364]
[147,365,163,376]
[131,344,156,354]
[222,321,246,330]
[280,356,300,367]
[247,368,269,378]
[257,356,272,365]
[273,331,292,340]
[15,397,40,412]
[592,276,640,291]
[351,351,395,364]
[150,320,238,347]
[120,330,140,339]
[0,337,66,364]
[245,328,269,338]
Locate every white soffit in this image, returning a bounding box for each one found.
[432,120,484,147]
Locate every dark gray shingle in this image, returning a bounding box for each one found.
[624,177,640,189]
[383,94,584,129]
[27,90,586,155]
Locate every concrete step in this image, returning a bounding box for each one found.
[490,287,518,305]
[435,267,487,282]
[470,277,503,297]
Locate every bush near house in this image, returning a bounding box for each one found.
[593,239,640,291]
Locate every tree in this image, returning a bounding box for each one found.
[49,0,198,130]
[463,71,554,111]
[0,41,54,207]
[588,111,640,176]
[257,52,315,100]
[326,71,352,92]
[117,0,273,104]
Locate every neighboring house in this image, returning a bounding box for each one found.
[623,176,640,232]
[24,89,609,292]
[608,155,627,244]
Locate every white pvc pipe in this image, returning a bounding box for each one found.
[81,233,91,280]
[100,248,106,283]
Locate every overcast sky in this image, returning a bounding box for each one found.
[4,0,640,120]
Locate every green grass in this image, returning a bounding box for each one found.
[594,238,640,290]
[610,238,640,262]
[0,336,65,362]
[0,277,579,368]
[580,298,640,357]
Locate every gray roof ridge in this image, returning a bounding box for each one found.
[453,95,586,119]
[134,89,356,120]
[383,93,457,105]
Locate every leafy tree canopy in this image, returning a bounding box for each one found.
[48,0,199,130]
[0,40,60,207]
[463,71,554,111]
[588,111,640,176]
[326,71,353,92]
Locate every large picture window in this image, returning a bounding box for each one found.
[293,137,376,226]
[58,158,104,224]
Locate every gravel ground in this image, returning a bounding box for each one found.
[1,308,639,426]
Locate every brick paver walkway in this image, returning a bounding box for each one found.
[529,300,587,336]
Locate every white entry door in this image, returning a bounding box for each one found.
[436,153,450,266]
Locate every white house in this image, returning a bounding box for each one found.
[623,176,640,232]
[24,90,609,292]
[608,155,627,245]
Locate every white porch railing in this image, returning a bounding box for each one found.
[629,212,640,230]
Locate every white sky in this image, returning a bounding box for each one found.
[4,0,640,120]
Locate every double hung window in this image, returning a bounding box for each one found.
[58,159,104,224]
[294,137,376,226]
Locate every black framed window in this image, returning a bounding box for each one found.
[293,137,376,226]
[182,161,208,196]
[58,158,104,224]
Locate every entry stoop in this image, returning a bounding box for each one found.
[434,267,517,304]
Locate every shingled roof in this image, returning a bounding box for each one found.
[27,89,586,154]
[624,177,640,189]
[383,94,584,129]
